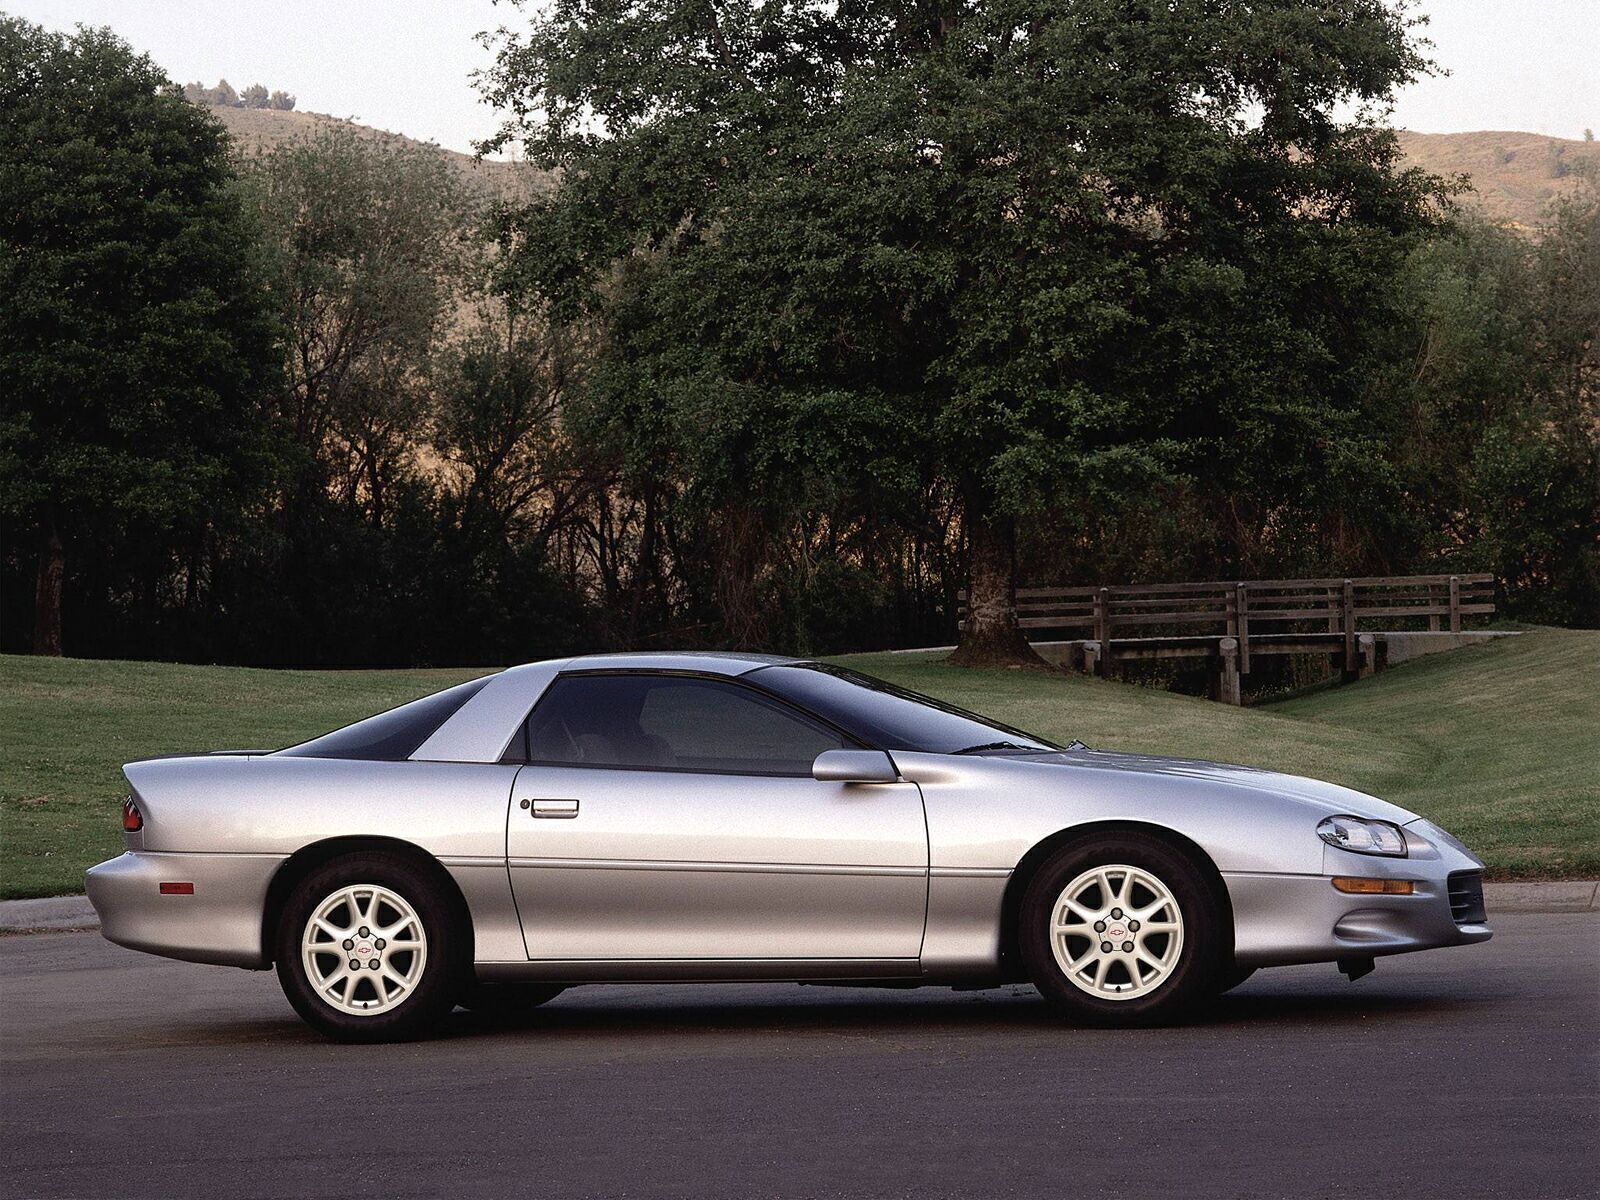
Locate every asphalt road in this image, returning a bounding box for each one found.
[2,914,1596,1200]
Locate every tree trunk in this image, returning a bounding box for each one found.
[627,480,659,643]
[33,522,64,656]
[950,505,1044,667]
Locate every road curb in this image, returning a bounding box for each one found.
[1483,879,1600,913]
[2,879,1595,934]
[0,894,97,932]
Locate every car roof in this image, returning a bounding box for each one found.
[547,650,803,676]
[414,652,810,762]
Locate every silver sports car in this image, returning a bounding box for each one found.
[86,652,1491,1041]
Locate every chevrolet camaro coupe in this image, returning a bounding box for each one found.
[86,653,1492,1041]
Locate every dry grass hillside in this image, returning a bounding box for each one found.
[1398,130,1598,229]
[211,108,1593,230]
[210,106,541,201]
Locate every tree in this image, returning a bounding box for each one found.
[0,18,278,654]
[431,299,588,554]
[209,78,238,107]
[241,82,269,109]
[1524,183,1600,622]
[233,124,473,658]
[269,89,295,111]
[1363,184,1599,628]
[241,126,471,512]
[480,0,1448,663]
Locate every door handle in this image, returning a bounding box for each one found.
[528,798,579,819]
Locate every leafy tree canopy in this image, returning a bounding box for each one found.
[182,79,296,109]
[0,17,279,653]
[482,0,1452,661]
[239,124,472,516]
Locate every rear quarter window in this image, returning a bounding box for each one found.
[277,677,492,762]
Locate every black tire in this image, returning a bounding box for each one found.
[457,981,567,1015]
[274,851,465,1043]
[1019,832,1225,1026]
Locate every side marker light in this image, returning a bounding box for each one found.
[1331,877,1414,895]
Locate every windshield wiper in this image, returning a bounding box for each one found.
[952,740,1036,755]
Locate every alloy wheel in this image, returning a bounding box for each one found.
[1048,863,1185,1000]
[300,883,428,1016]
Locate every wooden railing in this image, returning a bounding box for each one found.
[958,573,1496,701]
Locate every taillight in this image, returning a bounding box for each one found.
[122,796,143,832]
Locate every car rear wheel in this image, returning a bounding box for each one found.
[275,852,463,1042]
[1019,833,1224,1026]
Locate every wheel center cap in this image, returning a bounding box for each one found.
[1107,924,1128,940]
[357,944,373,957]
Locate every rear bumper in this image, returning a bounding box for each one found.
[85,851,284,969]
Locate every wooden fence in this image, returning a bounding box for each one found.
[959,573,1496,703]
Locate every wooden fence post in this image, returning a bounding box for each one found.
[1236,583,1251,675]
[1326,587,1339,633]
[1342,579,1357,677]
[1449,575,1461,633]
[1218,637,1241,705]
[1093,588,1110,677]
[1428,582,1441,632]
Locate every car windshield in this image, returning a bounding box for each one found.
[748,662,1060,755]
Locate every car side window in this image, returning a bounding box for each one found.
[521,674,846,775]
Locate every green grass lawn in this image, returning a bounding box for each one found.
[0,658,483,900]
[839,627,1599,881]
[1,627,1595,898]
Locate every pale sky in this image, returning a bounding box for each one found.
[7,0,1598,154]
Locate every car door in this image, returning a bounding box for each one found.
[505,671,928,965]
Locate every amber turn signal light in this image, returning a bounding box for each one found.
[1331,876,1414,895]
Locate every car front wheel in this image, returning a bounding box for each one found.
[1019,834,1224,1026]
[275,852,462,1042]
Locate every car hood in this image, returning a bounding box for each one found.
[999,748,1420,825]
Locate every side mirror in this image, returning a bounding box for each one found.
[813,749,898,784]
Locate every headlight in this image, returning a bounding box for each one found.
[1317,815,1407,857]
[1408,818,1472,857]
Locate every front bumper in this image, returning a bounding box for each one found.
[1225,829,1492,968]
[85,851,284,969]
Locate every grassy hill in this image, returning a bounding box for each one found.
[0,658,483,900]
[205,107,1597,229]
[1,627,1594,899]
[841,626,1599,882]
[1396,130,1600,229]
[208,106,543,201]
